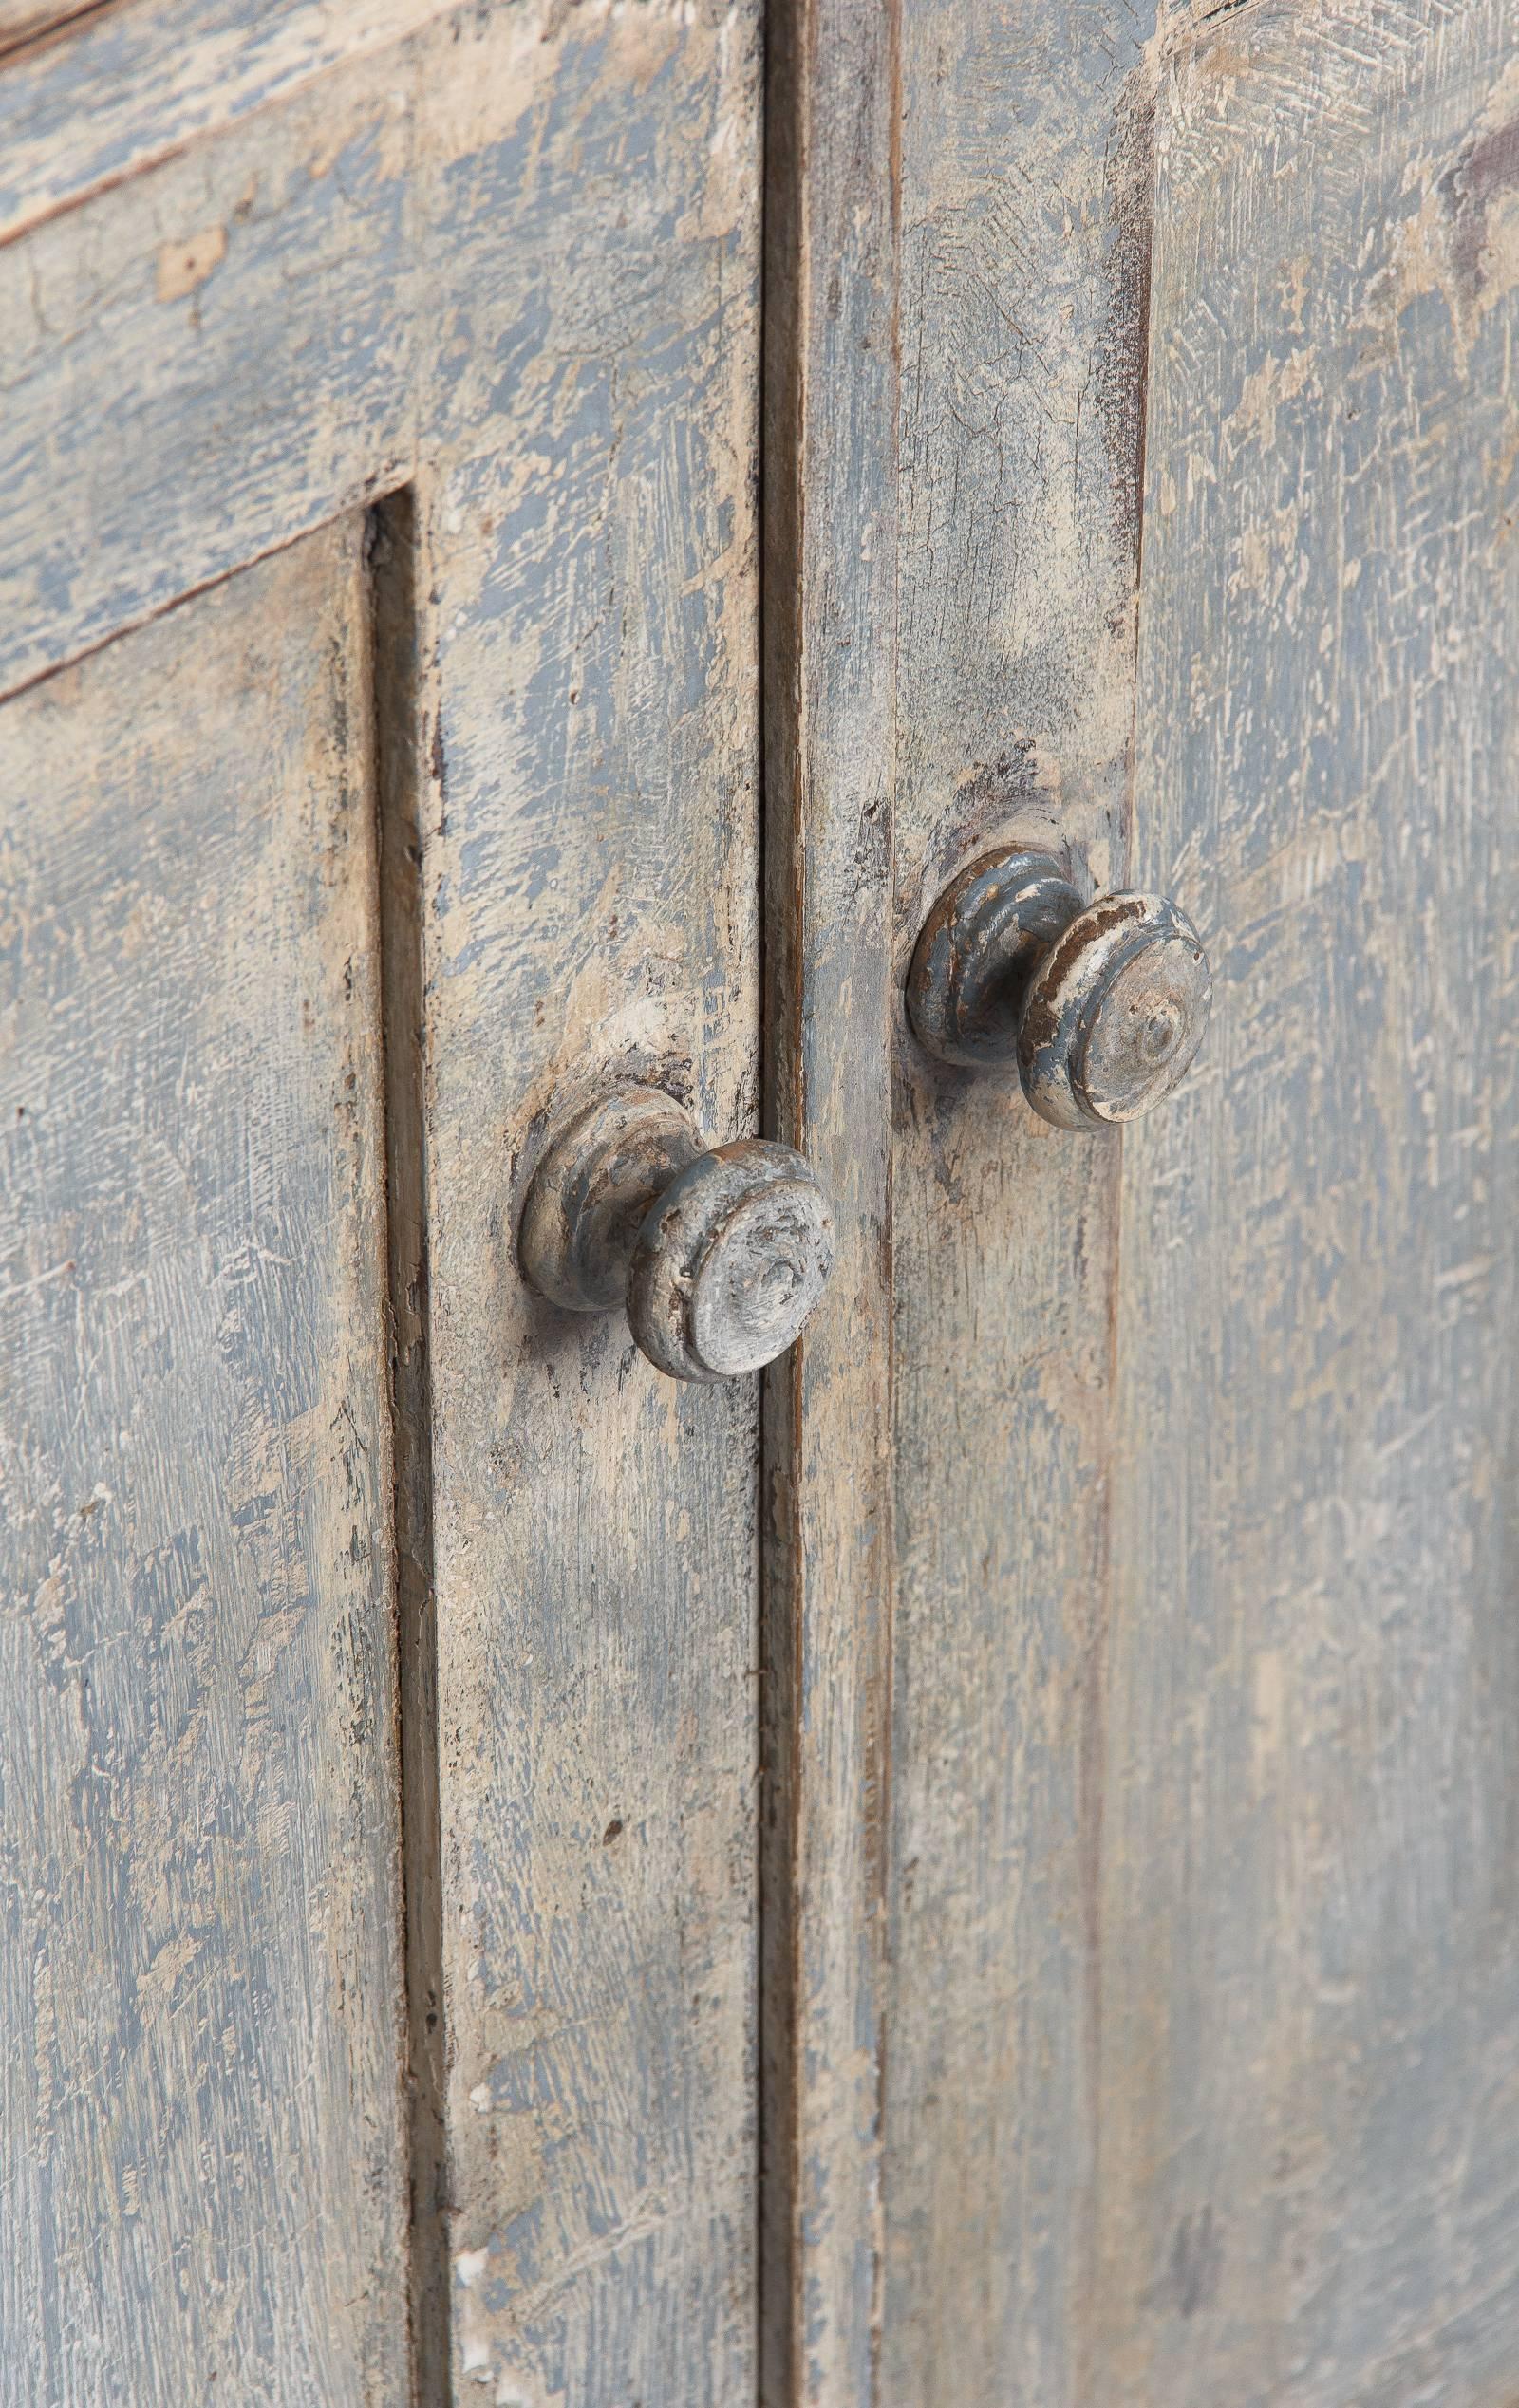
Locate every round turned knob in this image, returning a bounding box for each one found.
[518,1086,835,1381]
[907,847,1210,1130]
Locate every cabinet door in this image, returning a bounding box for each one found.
[1,7,761,2401]
[766,2,1519,2404]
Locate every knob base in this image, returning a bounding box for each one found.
[906,848,1085,1069]
[519,1087,699,1313]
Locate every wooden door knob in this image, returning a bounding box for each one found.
[519,1086,835,1380]
[907,847,1211,1130]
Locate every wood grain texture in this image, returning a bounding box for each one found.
[4,6,764,2396]
[884,8,1157,2402]
[0,0,459,242]
[0,523,408,2404]
[773,2,1519,2399]
[1093,7,1519,2400]
[760,0,899,2399]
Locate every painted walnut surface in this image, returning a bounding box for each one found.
[1094,5,1519,2401]
[821,2,1519,2399]
[0,524,408,2404]
[3,4,764,2402]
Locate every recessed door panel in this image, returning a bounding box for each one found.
[0,522,408,2406]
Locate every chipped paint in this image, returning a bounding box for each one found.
[155,221,226,301]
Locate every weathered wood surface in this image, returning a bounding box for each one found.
[1093,7,1519,2401]
[0,523,409,2404]
[884,7,1157,2402]
[867,5,1519,2399]
[16,6,1513,2401]
[759,0,898,2399]
[4,6,764,2399]
[0,0,458,242]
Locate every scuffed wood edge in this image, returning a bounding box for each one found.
[366,489,452,2408]
[0,1,112,64]
[760,0,900,2399]
[879,11,1161,2399]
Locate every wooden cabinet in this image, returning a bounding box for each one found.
[3,4,1515,2403]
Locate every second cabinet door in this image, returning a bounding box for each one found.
[769,4,1519,2405]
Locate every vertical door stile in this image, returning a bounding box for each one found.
[885,10,1159,2404]
[760,0,901,2401]
[403,17,769,2405]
